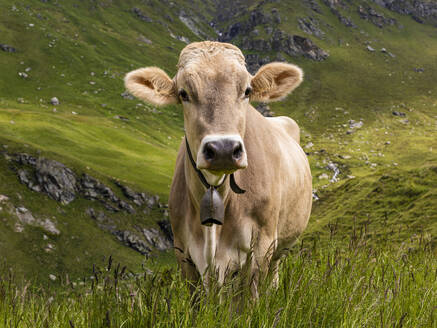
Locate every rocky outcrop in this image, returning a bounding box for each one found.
[86,208,172,255]
[239,31,328,63]
[11,152,164,216]
[179,11,208,39]
[218,8,328,62]
[15,206,60,235]
[303,0,323,13]
[0,196,60,235]
[114,230,153,255]
[372,0,437,23]
[115,181,160,208]
[293,35,329,61]
[358,5,397,28]
[322,0,357,28]
[255,103,274,117]
[16,154,77,204]
[298,17,325,38]
[6,151,173,255]
[80,174,126,212]
[245,54,272,74]
[112,227,172,255]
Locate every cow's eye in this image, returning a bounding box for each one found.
[244,87,252,98]
[179,89,190,102]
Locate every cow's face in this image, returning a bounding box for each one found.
[125,42,303,185]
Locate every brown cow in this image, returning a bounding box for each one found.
[125,41,312,295]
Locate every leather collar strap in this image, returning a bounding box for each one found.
[185,137,245,194]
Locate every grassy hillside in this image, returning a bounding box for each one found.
[0,0,436,285]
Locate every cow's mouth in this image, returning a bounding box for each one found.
[186,137,246,194]
[205,166,246,176]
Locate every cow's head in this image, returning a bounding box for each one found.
[125,41,303,185]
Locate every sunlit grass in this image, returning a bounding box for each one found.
[1,231,435,328]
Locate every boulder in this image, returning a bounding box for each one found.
[0,44,16,52]
[50,97,59,105]
[392,111,406,117]
[35,158,77,204]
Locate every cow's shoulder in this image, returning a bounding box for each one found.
[266,116,300,144]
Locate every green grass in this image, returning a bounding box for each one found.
[1,234,435,327]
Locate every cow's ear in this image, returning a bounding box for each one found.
[250,62,303,102]
[124,67,178,106]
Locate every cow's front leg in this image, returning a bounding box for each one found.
[174,240,200,289]
[250,232,277,298]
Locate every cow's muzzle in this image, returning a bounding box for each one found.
[197,135,247,173]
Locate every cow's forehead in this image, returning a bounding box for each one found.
[177,41,246,71]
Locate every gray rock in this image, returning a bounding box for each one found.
[15,206,60,234]
[327,162,340,182]
[80,174,118,202]
[179,12,206,38]
[372,0,437,22]
[17,169,31,185]
[113,230,152,255]
[18,72,29,79]
[15,154,76,202]
[303,0,322,13]
[293,35,329,61]
[0,44,16,52]
[39,218,60,235]
[392,111,406,117]
[158,219,173,242]
[323,0,357,28]
[137,35,152,44]
[176,35,190,44]
[35,158,77,204]
[358,5,397,28]
[131,8,153,23]
[114,115,129,121]
[118,200,135,214]
[298,17,325,38]
[367,45,375,52]
[349,120,363,129]
[219,9,328,62]
[120,91,134,100]
[255,103,274,117]
[142,227,172,251]
[15,207,36,224]
[50,97,59,105]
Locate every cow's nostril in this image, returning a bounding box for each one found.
[203,143,216,161]
[232,143,243,160]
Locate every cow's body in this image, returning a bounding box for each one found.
[169,107,312,285]
[124,41,312,292]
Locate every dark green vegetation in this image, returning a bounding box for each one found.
[0,0,436,325]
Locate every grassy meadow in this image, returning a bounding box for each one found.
[1,232,435,327]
